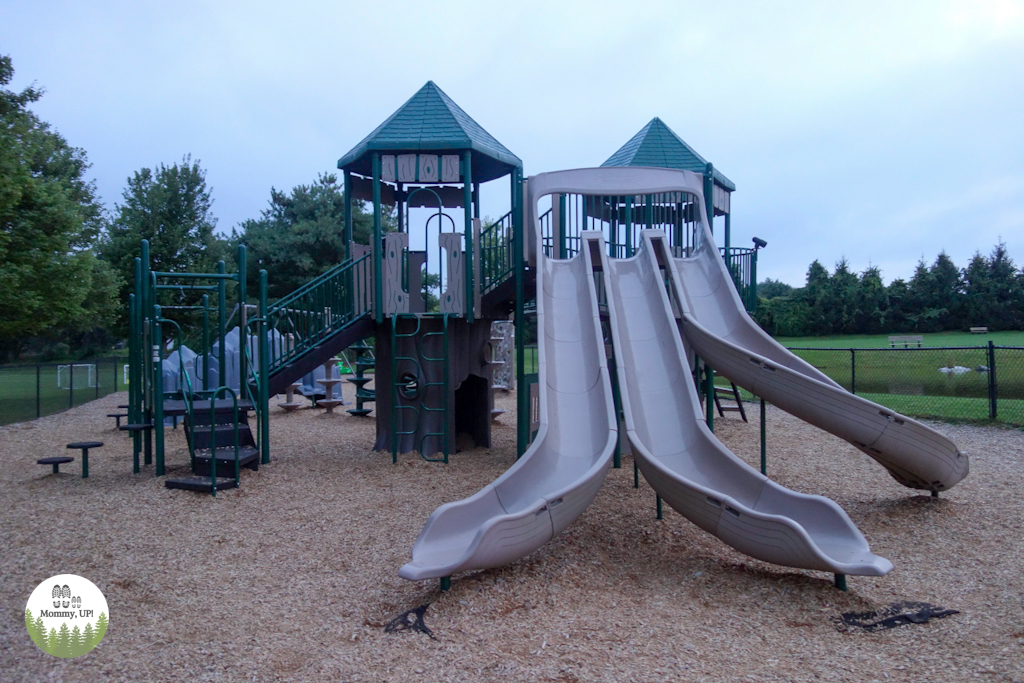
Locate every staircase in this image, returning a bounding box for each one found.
[263,251,375,397]
[164,398,258,492]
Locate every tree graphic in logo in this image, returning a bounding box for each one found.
[25,575,109,658]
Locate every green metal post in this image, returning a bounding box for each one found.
[750,248,758,312]
[988,340,997,420]
[259,270,270,464]
[201,294,210,392]
[624,196,633,257]
[724,211,731,256]
[344,170,353,256]
[463,152,474,322]
[705,364,715,432]
[704,163,715,237]
[514,167,527,458]
[153,304,164,476]
[440,577,451,592]
[237,245,247,418]
[656,495,663,520]
[217,261,227,389]
[634,460,639,489]
[760,398,766,475]
[140,242,152,463]
[129,293,139,473]
[835,574,847,591]
[372,153,383,324]
[608,351,622,469]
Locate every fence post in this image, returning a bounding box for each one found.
[69,361,74,410]
[850,349,856,394]
[36,365,41,418]
[988,341,997,420]
[95,362,100,400]
[114,357,118,392]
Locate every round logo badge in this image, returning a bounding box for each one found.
[24,574,109,658]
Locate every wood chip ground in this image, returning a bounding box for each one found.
[2,387,1022,682]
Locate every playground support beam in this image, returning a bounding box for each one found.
[218,261,227,391]
[463,151,474,322]
[201,294,210,391]
[514,166,527,458]
[704,163,715,238]
[372,153,383,324]
[237,245,247,400]
[344,170,353,257]
[153,304,165,476]
[259,270,270,465]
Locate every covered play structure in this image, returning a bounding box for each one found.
[125,82,967,588]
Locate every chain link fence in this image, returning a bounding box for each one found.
[0,357,127,427]
[786,344,1024,426]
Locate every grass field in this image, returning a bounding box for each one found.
[0,360,126,426]
[775,330,1024,348]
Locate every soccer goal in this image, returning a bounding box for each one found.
[57,364,97,390]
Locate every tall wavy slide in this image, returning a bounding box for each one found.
[399,242,617,581]
[596,231,891,575]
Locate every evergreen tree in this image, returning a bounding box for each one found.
[985,241,1024,330]
[82,622,95,651]
[757,278,793,300]
[24,609,42,648]
[48,627,58,654]
[854,265,887,334]
[95,611,108,644]
[70,625,84,657]
[231,173,378,299]
[57,622,71,657]
[34,612,47,650]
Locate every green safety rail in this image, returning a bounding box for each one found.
[721,246,757,313]
[479,210,515,295]
[264,253,372,375]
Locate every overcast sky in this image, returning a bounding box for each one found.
[3,0,1023,286]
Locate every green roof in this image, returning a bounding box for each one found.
[601,118,735,192]
[338,81,521,183]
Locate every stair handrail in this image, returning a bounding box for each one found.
[479,210,514,295]
[207,385,240,497]
[264,252,372,373]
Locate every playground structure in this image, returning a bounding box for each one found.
[124,81,967,589]
[400,167,968,590]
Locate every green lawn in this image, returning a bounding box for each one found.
[0,360,126,426]
[775,330,1024,349]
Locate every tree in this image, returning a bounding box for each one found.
[100,155,227,336]
[94,612,108,645]
[853,265,887,334]
[57,622,71,657]
[82,622,95,651]
[231,173,377,300]
[0,55,114,361]
[757,278,793,300]
[70,625,84,657]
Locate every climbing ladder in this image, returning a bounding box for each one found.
[347,341,375,417]
[713,382,748,422]
[390,314,450,463]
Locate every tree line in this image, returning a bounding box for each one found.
[0,55,379,362]
[754,245,1024,337]
[24,609,108,658]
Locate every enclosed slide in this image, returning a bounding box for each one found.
[399,238,617,581]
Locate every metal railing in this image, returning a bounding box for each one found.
[479,210,515,295]
[722,246,757,312]
[264,253,372,374]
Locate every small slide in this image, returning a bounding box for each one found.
[596,232,892,575]
[657,228,969,493]
[399,245,617,581]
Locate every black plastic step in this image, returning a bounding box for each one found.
[164,398,253,417]
[165,476,239,492]
[189,424,257,451]
[193,446,260,476]
[355,390,376,400]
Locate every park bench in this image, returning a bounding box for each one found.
[970,327,988,334]
[888,335,923,348]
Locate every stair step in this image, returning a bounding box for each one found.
[165,476,239,492]
[355,360,375,369]
[350,343,372,351]
[347,377,372,386]
[491,409,506,421]
[193,447,260,476]
[355,390,376,400]
[347,408,373,417]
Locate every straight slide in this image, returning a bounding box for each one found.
[399,244,617,581]
[596,232,892,575]
[657,227,969,493]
